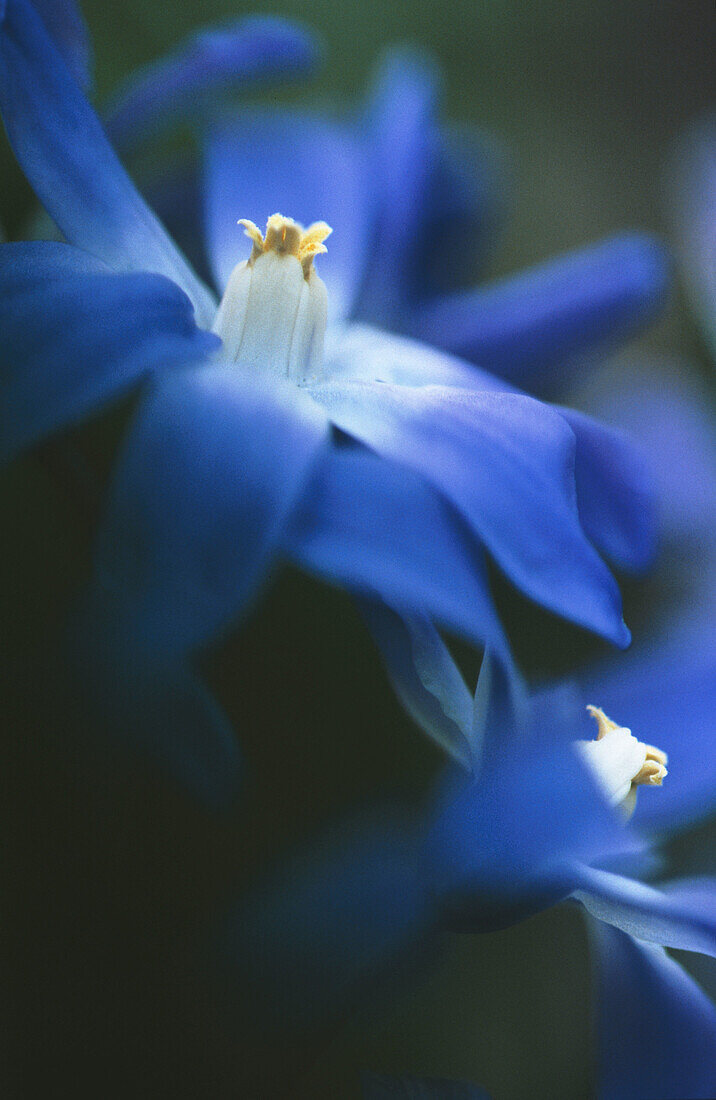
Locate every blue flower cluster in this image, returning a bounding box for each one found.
[1,2,715,1096]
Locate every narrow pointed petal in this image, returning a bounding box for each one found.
[204,109,369,319]
[414,235,670,389]
[356,47,440,325]
[307,379,629,646]
[105,17,317,153]
[86,365,329,661]
[32,0,91,87]
[284,443,510,653]
[0,0,216,325]
[590,922,716,1100]
[0,241,218,464]
[574,866,716,957]
[357,600,475,769]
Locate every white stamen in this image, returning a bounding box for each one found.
[213,214,331,385]
[575,705,667,814]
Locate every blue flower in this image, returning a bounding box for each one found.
[92,25,713,1094]
[91,21,683,780]
[4,8,712,1094]
[0,1,651,749]
[218,648,716,1097]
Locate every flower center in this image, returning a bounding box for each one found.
[575,705,667,816]
[212,213,332,385]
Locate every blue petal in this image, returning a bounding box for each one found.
[307,378,629,646]
[671,117,716,358]
[0,0,216,325]
[86,364,329,661]
[0,241,217,464]
[219,807,434,1028]
[590,923,716,1100]
[583,610,716,833]
[355,47,440,326]
[324,324,498,390]
[284,442,510,652]
[362,1072,491,1099]
[357,600,476,768]
[414,235,670,390]
[560,406,658,573]
[325,328,656,576]
[32,0,91,87]
[203,109,370,320]
[574,867,716,957]
[105,17,318,154]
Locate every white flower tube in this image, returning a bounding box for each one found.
[213,213,330,385]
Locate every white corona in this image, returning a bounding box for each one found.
[213,213,331,385]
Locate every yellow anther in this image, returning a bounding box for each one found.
[237,214,332,277]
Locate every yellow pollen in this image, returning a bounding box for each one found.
[238,213,332,277]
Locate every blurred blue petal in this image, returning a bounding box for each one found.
[590,923,716,1100]
[220,808,434,1028]
[561,406,657,573]
[307,379,629,646]
[105,17,318,154]
[0,241,217,463]
[32,0,91,87]
[87,364,329,660]
[0,0,216,325]
[362,1072,491,1099]
[414,235,670,389]
[357,600,475,767]
[356,46,440,326]
[574,867,716,957]
[672,117,716,358]
[285,444,509,652]
[70,647,242,809]
[581,360,716,549]
[204,109,370,319]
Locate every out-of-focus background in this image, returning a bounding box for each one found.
[3,2,714,1097]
